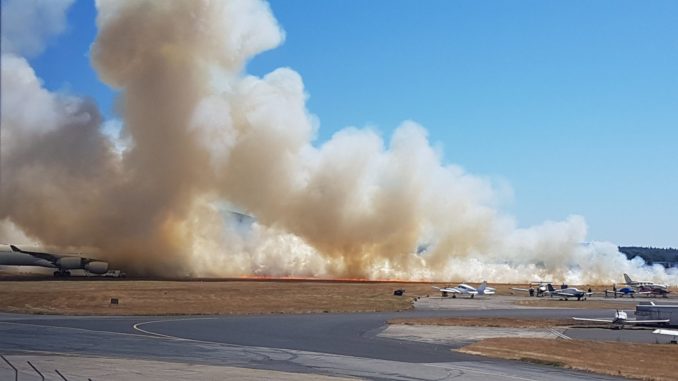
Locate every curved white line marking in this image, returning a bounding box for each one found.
[132,317,220,343]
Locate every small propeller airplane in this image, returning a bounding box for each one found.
[624,273,671,298]
[604,286,636,298]
[573,310,670,329]
[432,281,494,298]
[547,284,592,301]
[511,281,553,297]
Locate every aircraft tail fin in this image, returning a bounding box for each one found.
[624,273,633,284]
[547,283,556,292]
[478,281,487,293]
[9,245,21,252]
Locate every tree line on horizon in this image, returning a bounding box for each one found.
[619,246,678,268]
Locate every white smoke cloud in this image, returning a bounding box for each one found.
[1,0,675,285]
[1,0,74,57]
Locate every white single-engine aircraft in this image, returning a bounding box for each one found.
[511,281,553,297]
[573,310,669,329]
[0,244,109,277]
[433,281,494,298]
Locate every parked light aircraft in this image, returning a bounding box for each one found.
[477,281,495,295]
[624,273,671,297]
[432,281,495,298]
[511,281,553,297]
[547,284,591,301]
[0,244,108,277]
[573,310,669,329]
[604,286,636,298]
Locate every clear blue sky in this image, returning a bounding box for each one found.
[29,0,678,247]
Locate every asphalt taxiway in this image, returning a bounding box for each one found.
[0,306,633,381]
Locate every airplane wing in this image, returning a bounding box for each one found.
[653,329,678,336]
[7,245,109,274]
[10,245,60,262]
[442,288,462,294]
[572,317,613,323]
[625,319,670,324]
[432,286,461,293]
[511,287,530,292]
[605,290,632,295]
[550,291,570,298]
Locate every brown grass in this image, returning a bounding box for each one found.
[460,338,678,381]
[388,317,583,328]
[0,280,648,315]
[0,280,439,315]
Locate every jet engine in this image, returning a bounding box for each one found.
[84,261,109,274]
[57,256,84,269]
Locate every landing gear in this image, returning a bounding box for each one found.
[53,270,71,278]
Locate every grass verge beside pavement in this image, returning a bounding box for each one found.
[459,338,678,381]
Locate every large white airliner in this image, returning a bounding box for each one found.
[0,244,109,277]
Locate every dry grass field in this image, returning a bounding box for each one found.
[0,280,661,315]
[460,338,678,381]
[0,280,439,315]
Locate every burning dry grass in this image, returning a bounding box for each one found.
[460,338,678,381]
[0,280,438,315]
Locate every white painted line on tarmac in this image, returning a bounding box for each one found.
[132,317,219,341]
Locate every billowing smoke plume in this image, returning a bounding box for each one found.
[1,0,676,284]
